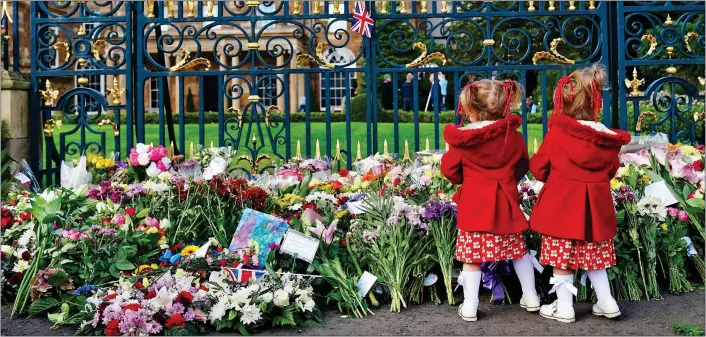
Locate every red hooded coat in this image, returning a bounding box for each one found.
[529,114,631,242]
[441,114,529,234]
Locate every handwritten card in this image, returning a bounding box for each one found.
[357,271,378,297]
[229,209,289,269]
[644,180,678,206]
[279,229,320,263]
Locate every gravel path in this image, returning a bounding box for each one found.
[2,290,704,336]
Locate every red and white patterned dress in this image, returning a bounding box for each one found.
[456,230,528,264]
[539,235,616,271]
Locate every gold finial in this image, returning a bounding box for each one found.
[295,140,302,159]
[624,68,645,97]
[150,142,154,147]
[379,1,388,14]
[533,138,538,154]
[315,139,321,159]
[206,1,214,17]
[440,1,448,13]
[292,1,300,14]
[109,77,125,105]
[170,141,175,157]
[332,1,340,14]
[666,46,677,74]
[425,138,430,151]
[402,140,412,164]
[398,0,407,14]
[77,76,89,85]
[166,1,175,18]
[76,25,86,36]
[383,139,388,155]
[336,139,342,160]
[588,1,596,10]
[568,1,576,10]
[527,1,535,12]
[210,141,214,149]
[147,0,155,18]
[312,1,321,14]
[39,79,59,107]
[186,1,195,18]
[251,134,258,146]
[43,119,62,137]
[190,142,194,159]
[356,141,362,161]
[548,1,555,11]
[664,14,673,26]
[1,1,12,23]
[419,0,427,13]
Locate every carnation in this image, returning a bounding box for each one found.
[273,289,289,307]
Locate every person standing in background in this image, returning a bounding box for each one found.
[381,74,394,110]
[402,73,414,111]
[298,96,306,112]
[439,72,448,111]
[526,96,538,113]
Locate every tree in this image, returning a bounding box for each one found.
[186,87,196,112]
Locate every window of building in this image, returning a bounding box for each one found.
[257,76,277,107]
[319,47,356,110]
[149,77,160,112]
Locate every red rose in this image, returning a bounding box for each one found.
[218,260,228,267]
[9,272,23,285]
[216,247,223,253]
[18,212,32,221]
[135,282,144,289]
[393,177,400,186]
[338,169,349,177]
[302,202,317,212]
[341,239,347,246]
[105,319,121,336]
[144,290,157,299]
[1,217,11,230]
[105,293,118,301]
[21,251,31,261]
[125,208,136,217]
[159,261,169,268]
[122,303,141,312]
[176,291,194,305]
[693,159,704,172]
[166,314,186,329]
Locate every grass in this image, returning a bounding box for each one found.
[49,122,545,165]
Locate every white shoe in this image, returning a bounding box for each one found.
[592,300,621,318]
[458,302,478,322]
[539,301,575,323]
[519,295,541,312]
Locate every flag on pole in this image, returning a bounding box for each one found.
[351,1,374,38]
[222,267,267,283]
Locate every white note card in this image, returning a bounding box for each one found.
[312,170,331,181]
[279,230,320,263]
[346,201,366,215]
[357,271,378,297]
[644,180,678,206]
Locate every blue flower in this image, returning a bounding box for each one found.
[75,284,100,296]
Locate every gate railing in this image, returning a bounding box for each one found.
[15,1,706,186]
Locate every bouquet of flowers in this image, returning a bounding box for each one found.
[193,146,236,181]
[421,198,457,305]
[659,208,695,294]
[128,143,172,180]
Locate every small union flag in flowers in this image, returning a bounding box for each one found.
[351,1,374,38]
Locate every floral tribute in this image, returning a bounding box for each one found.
[1,142,703,335]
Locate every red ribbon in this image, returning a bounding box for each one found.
[501,79,516,145]
[590,80,602,121]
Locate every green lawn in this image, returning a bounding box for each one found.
[51,122,544,164]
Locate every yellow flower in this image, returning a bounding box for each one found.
[335,210,350,219]
[679,145,700,156]
[142,277,150,288]
[661,223,668,231]
[175,268,186,277]
[96,159,105,169]
[134,264,157,274]
[642,176,650,183]
[616,167,629,178]
[610,179,624,191]
[180,245,199,257]
[145,227,159,234]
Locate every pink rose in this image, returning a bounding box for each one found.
[667,207,679,217]
[112,214,126,226]
[129,149,140,166]
[678,210,689,222]
[150,146,168,161]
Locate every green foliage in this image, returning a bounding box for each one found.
[186,87,196,112]
[28,297,60,317]
[673,323,705,336]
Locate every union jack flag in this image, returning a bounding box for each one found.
[222,267,267,283]
[351,1,374,38]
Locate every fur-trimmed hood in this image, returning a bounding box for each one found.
[443,114,524,169]
[549,113,631,171]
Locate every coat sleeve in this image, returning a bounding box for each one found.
[609,152,621,179]
[441,146,463,185]
[514,137,530,183]
[529,131,552,182]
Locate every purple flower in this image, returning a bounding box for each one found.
[348,193,367,202]
[363,231,379,242]
[422,200,457,222]
[184,308,196,322]
[268,242,280,251]
[166,302,185,316]
[615,186,637,206]
[126,184,147,198]
[119,309,162,335]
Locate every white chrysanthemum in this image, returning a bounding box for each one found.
[230,288,252,310]
[636,195,667,221]
[209,296,230,322]
[259,292,273,304]
[246,283,260,294]
[18,229,35,247]
[305,191,337,204]
[12,259,29,272]
[1,245,15,256]
[288,203,302,211]
[273,289,290,307]
[239,303,262,325]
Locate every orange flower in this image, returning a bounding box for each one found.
[361,170,377,182]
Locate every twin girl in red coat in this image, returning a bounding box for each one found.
[441,66,630,324]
